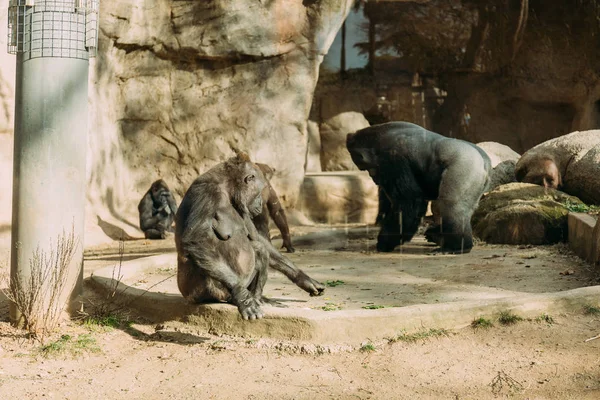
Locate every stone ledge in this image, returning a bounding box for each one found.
[568,212,599,268]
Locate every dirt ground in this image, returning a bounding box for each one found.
[0,226,599,399]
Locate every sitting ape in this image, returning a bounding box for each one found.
[346,122,491,254]
[252,163,295,253]
[138,179,179,239]
[175,153,324,320]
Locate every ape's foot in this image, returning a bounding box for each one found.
[376,241,397,252]
[282,244,296,253]
[424,226,441,245]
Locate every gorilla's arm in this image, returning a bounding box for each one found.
[255,234,324,296]
[166,192,178,216]
[265,184,295,253]
[138,193,162,231]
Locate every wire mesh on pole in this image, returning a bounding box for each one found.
[7,0,99,60]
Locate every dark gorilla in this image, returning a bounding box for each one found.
[346,121,491,254]
[252,163,295,253]
[138,179,179,239]
[175,153,324,320]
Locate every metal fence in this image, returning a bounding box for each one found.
[7,0,99,60]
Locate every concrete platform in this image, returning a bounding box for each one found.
[88,227,600,344]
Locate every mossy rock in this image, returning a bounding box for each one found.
[472,182,585,245]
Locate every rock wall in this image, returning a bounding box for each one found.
[0,0,354,245]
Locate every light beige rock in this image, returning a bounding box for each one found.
[320,111,369,171]
[297,171,378,224]
[515,130,600,204]
[476,141,520,168]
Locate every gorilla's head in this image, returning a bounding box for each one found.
[226,152,267,217]
[346,131,380,184]
[150,179,170,202]
[517,156,562,189]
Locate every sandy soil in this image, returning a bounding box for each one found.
[0,310,599,399]
[0,226,599,399]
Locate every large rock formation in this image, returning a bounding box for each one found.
[515,130,600,205]
[472,182,584,245]
[0,0,355,245]
[84,0,355,244]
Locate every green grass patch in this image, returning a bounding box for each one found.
[360,342,376,353]
[325,280,345,287]
[80,312,132,332]
[471,317,494,329]
[498,310,523,326]
[318,302,343,311]
[561,199,600,213]
[40,334,72,356]
[361,304,385,310]
[534,313,555,324]
[583,304,600,315]
[388,328,449,343]
[39,334,101,357]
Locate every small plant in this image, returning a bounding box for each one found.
[362,304,385,310]
[39,333,101,357]
[583,304,600,315]
[360,342,376,352]
[325,280,345,287]
[318,302,343,311]
[40,334,72,355]
[389,328,449,343]
[2,226,80,343]
[561,199,600,213]
[498,310,523,325]
[471,317,494,329]
[535,313,555,324]
[72,334,101,354]
[82,313,130,331]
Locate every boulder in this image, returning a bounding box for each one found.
[472,182,585,245]
[476,141,520,190]
[319,111,369,171]
[487,160,518,190]
[297,171,378,224]
[562,145,600,205]
[515,130,600,204]
[476,141,520,168]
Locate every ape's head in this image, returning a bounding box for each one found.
[346,130,380,184]
[150,179,170,202]
[516,156,562,189]
[226,152,267,217]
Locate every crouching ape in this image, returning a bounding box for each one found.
[251,163,295,253]
[175,153,325,320]
[138,179,178,239]
[347,121,491,254]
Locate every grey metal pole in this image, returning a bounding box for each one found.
[7,0,98,326]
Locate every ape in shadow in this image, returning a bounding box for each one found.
[138,179,179,240]
[347,121,491,254]
[252,163,295,253]
[175,153,324,320]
